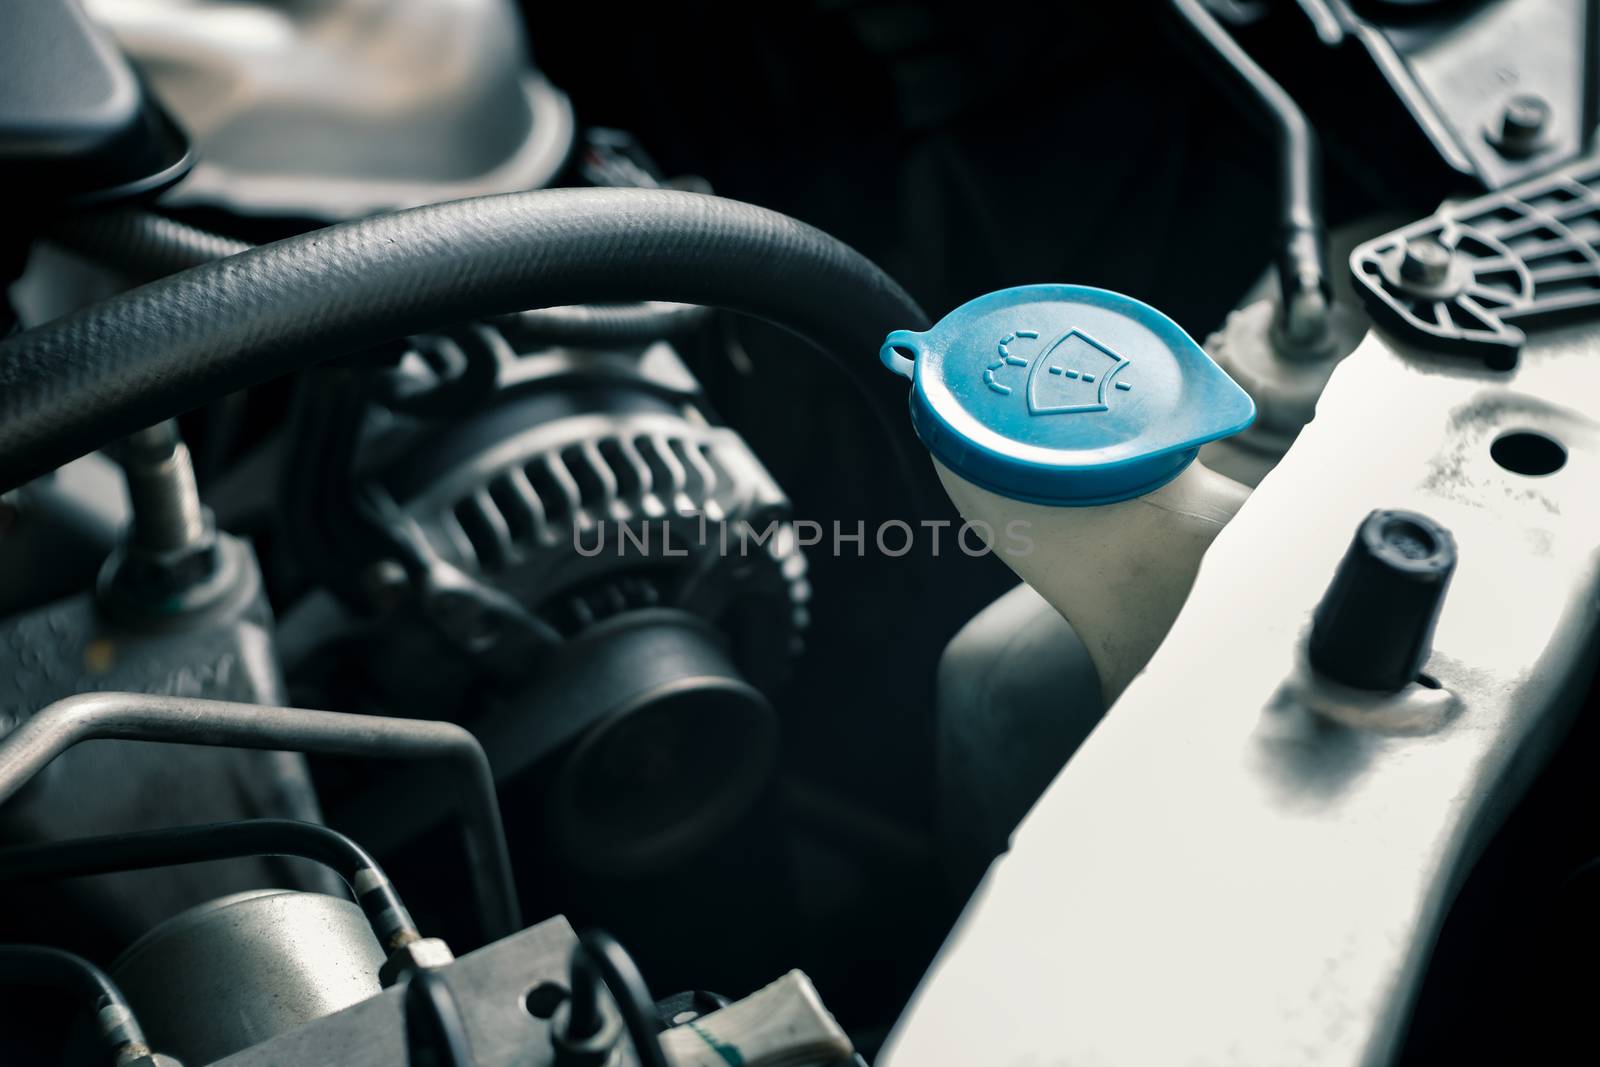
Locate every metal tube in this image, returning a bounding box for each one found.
[0,819,420,951]
[1171,0,1330,341]
[0,693,519,941]
[0,945,157,1062]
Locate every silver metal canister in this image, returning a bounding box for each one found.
[112,889,386,1065]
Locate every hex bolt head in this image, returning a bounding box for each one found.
[1309,509,1457,692]
[1497,93,1550,156]
[116,1053,184,1067]
[361,558,412,612]
[1398,238,1453,288]
[380,937,455,987]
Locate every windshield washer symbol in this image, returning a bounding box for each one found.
[983,329,1132,414]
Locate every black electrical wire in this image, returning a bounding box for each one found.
[3,191,929,498]
[1170,0,1330,322]
[404,967,475,1067]
[566,929,670,1067]
[0,819,421,951]
[0,945,153,1061]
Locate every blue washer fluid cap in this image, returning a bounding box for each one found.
[880,284,1255,506]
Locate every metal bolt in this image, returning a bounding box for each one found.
[1398,238,1453,288]
[113,421,207,553]
[379,936,454,988]
[361,559,412,612]
[1497,93,1549,156]
[97,420,235,617]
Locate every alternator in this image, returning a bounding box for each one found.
[290,317,806,876]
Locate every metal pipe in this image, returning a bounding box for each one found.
[0,945,164,1064]
[1171,0,1330,345]
[0,693,519,941]
[0,819,420,952]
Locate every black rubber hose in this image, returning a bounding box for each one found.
[0,945,152,1060]
[567,930,669,1067]
[405,968,475,1067]
[2,190,927,491]
[1170,0,1329,316]
[53,209,716,344]
[52,209,251,283]
[0,819,420,952]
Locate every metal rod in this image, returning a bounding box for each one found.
[0,693,519,941]
[0,819,421,951]
[1171,0,1330,341]
[0,944,161,1063]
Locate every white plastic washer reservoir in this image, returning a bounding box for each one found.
[881,284,1256,701]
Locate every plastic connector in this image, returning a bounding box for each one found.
[1309,509,1457,692]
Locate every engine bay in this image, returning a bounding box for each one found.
[2,2,1599,1064]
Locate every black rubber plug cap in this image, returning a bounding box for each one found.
[1308,509,1457,691]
